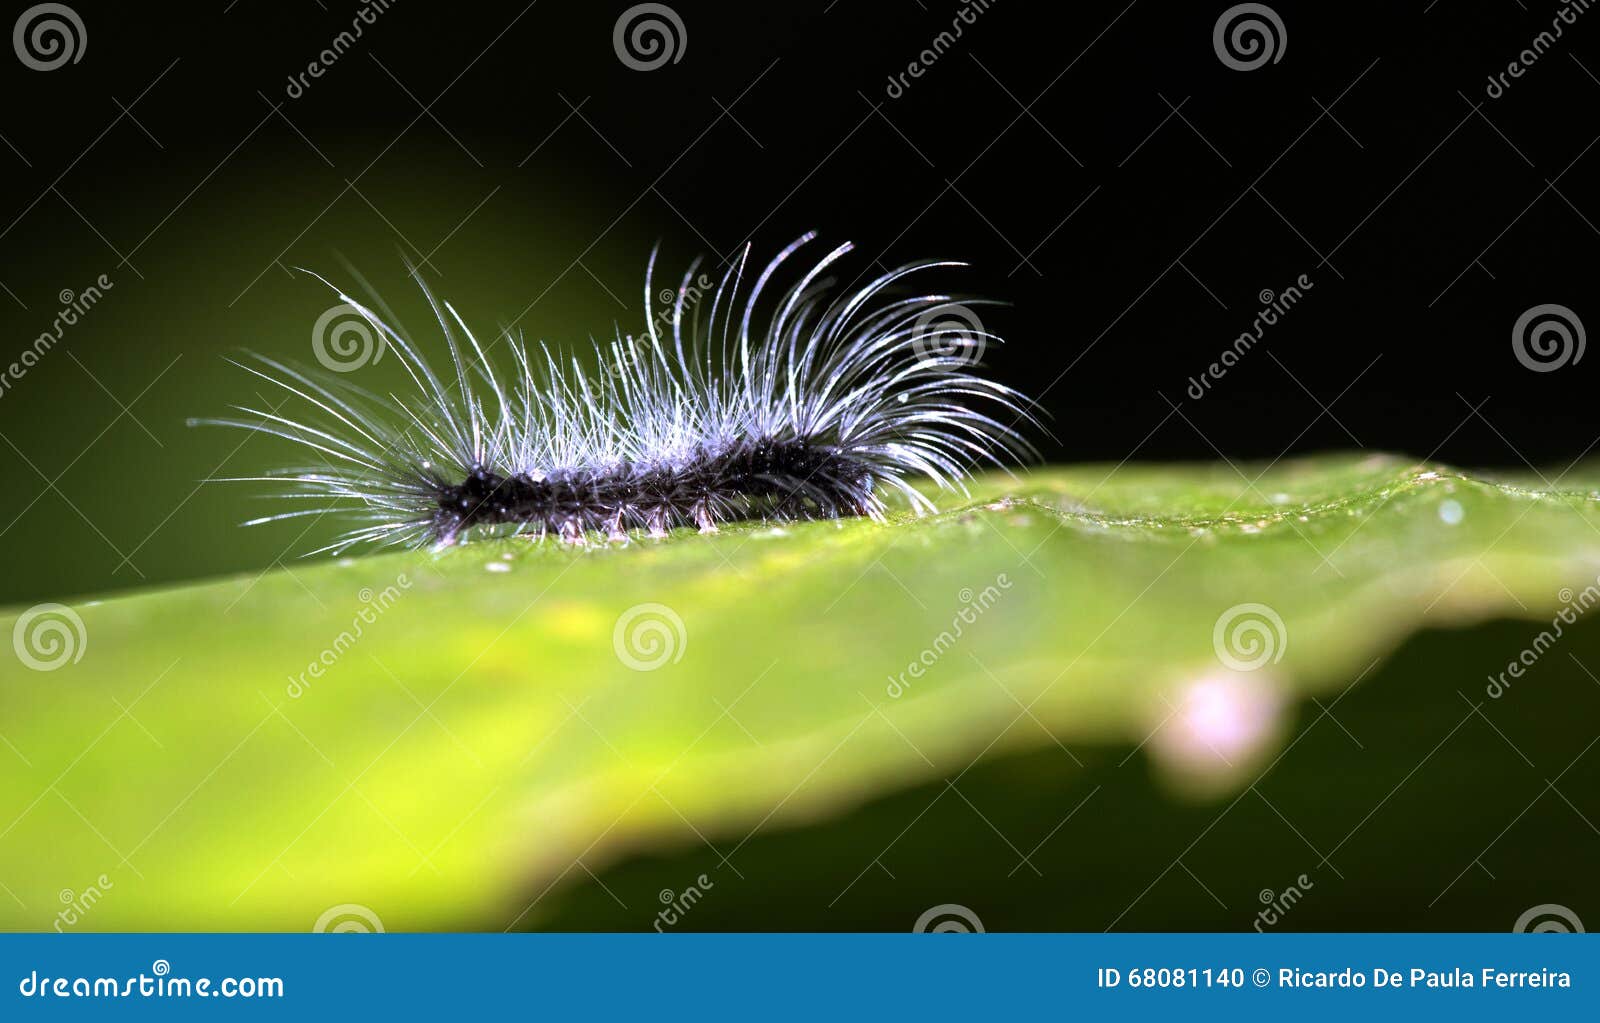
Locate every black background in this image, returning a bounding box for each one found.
[5,0,1598,460]
[1,0,1598,600]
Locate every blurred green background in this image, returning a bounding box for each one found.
[0,153,652,604]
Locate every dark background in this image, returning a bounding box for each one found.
[0,0,1596,602]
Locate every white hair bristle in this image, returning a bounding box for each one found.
[194,232,1039,554]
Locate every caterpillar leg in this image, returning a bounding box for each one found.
[645,508,670,539]
[605,511,629,544]
[692,504,718,534]
[558,519,587,545]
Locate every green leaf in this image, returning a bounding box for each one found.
[1,455,1595,930]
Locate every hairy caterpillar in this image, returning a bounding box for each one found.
[195,232,1038,554]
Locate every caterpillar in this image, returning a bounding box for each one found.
[195,232,1038,554]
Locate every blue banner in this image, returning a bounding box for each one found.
[2,933,1595,1018]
